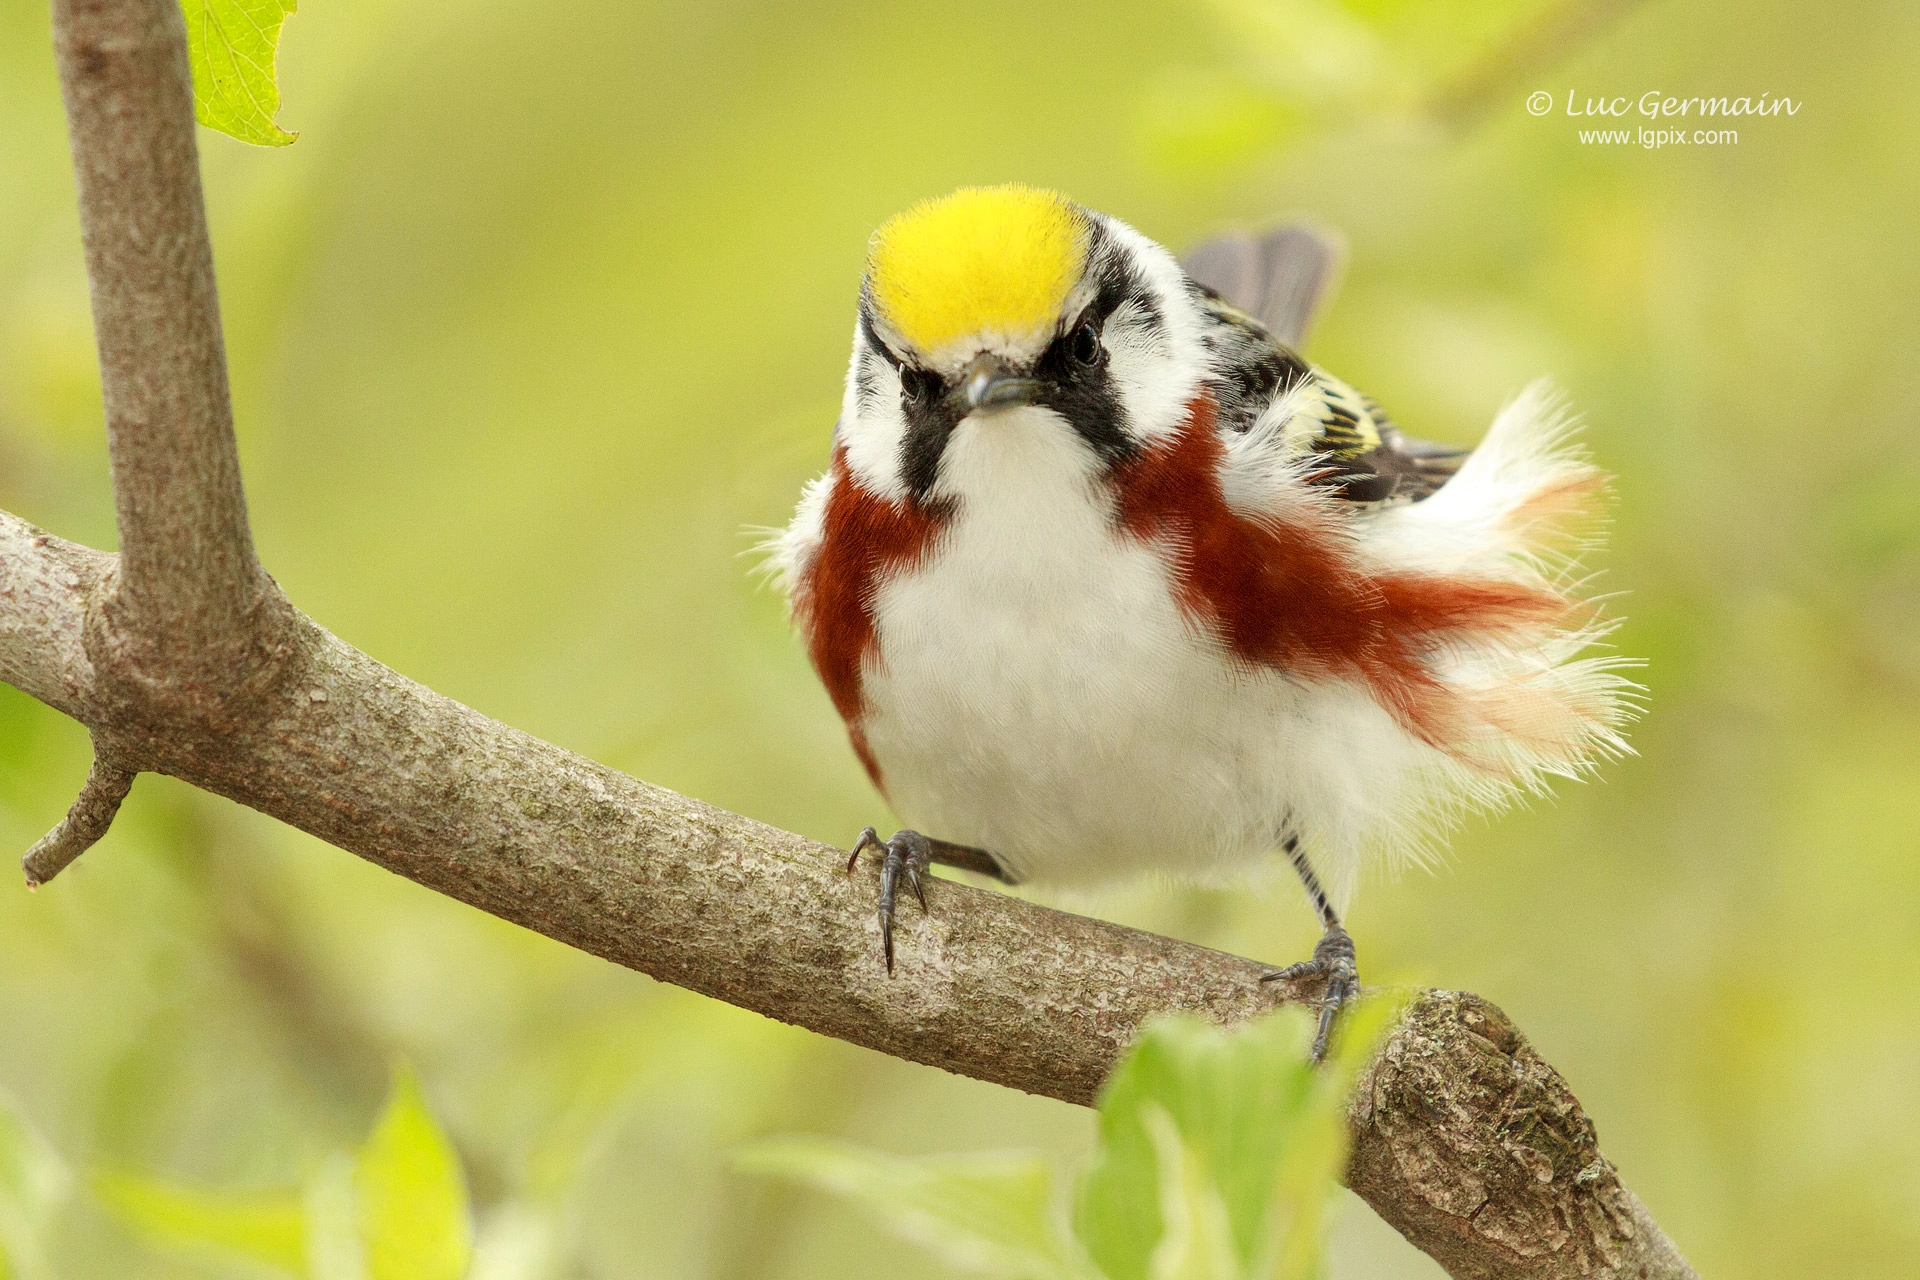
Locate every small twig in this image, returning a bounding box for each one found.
[1428,0,1650,132]
[22,752,136,888]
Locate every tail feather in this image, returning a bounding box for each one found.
[1349,382,1640,859]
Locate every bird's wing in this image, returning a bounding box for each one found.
[1186,289,1467,507]
[1179,223,1345,348]
[1190,284,1313,437]
[1183,223,1466,507]
[1277,370,1469,506]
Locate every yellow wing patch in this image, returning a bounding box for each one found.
[867,186,1088,354]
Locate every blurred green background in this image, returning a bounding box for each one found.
[4,0,1918,1274]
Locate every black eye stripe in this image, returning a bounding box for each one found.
[1040,250,1157,366]
[1026,248,1143,469]
[858,302,903,370]
[898,382,963,499]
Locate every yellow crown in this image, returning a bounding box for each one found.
[867,186,1087,354]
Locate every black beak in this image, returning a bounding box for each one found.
[958,353,1040,414]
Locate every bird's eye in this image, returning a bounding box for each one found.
[1070,320,1103,367]
[899,367,927,405]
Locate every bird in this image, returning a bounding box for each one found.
[766,185,1636,1058]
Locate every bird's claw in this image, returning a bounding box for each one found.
[1261,925,1359,1063]
[847,827,933,973]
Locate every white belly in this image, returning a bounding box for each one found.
[857,410,1403,892]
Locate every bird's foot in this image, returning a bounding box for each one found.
[1261,925,1359,1063]
[846,827,932,974]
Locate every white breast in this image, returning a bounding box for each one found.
[857,408,1427,898]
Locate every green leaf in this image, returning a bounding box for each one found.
[303,1153,366,1280]
[1075,1002,1395,1280]
[92,1171,306,1277]
[181,0,300,146]
[1139,1108,1241,1280]
[735,1137,1093,1280]
[735,1002,1396,1280]
[353,1065,473,1280]
[466,1202,563,1280]
[0,1095,69,1280]
[1192,0,1388,101]
[1137,70,1299,177]
[1075,1013,1306,1280]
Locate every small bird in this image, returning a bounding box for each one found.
[769,186,1635,1056]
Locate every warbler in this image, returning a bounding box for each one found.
[769,186,1635,1056]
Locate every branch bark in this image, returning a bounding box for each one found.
[1,2,1698,1276]
[21,748,135,887]
[52,0,291,706]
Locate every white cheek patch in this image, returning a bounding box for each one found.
[1088,216,1212,444]
[1103,299,1194,444]
[836,344,910,501]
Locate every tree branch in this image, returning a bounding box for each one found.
[52,0,289,701]
[0,515,1698,1280]
[0,522,102,721]
[1,2,1699,1275]
[22,747,135,887]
